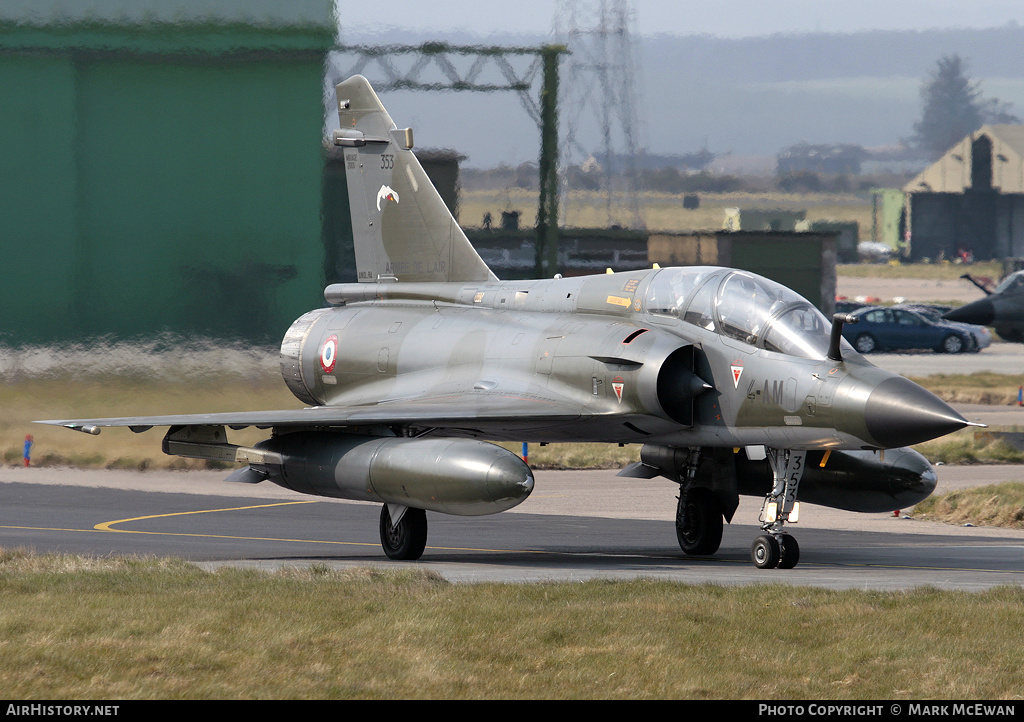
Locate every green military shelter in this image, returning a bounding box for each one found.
[904,124,1024,262]
[0,1,336,344]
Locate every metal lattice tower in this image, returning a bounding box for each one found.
[327,43,552,125]
[554,0,644,229]
[327,43,566,276]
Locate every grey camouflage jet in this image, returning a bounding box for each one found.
[944,271,1024,342]
[40,76,979,569]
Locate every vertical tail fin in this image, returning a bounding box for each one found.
[333,75,496,284]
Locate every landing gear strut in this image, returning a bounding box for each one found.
[752,448,805,569]
[380,504,427,560]
[674,448,724,556]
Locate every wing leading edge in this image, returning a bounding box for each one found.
[36,391,586,438]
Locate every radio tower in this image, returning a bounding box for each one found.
[554,0,644,229]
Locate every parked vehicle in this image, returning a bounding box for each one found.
[834,299,866,314]
[893,304,991,351]
[841,306,978,354]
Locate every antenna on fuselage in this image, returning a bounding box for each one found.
[827,313,858,362]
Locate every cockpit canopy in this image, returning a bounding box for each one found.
[994,270,1024,296]
[646,267,843,360]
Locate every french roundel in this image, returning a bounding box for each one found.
[319,335,338,374]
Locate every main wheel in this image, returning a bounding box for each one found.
[853,333,877,354]
[751,534,781,569]
[940,334,964,354]
[676,487,724,556]
[778,534,800,569]
[379,506,427,560]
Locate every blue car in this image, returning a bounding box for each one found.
[894,304,991,351]
[842,306,975,354]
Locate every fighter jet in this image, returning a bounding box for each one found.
[39,76,978,569]
[944,271,1024,343]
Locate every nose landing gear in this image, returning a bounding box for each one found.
[752,448,805,569]
[752,531,800,569]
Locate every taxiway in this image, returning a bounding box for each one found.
[2,463,1021,590]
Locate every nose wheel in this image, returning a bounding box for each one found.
[751,533,799,569]
[753,448,806,569]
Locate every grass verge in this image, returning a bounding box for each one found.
[460,188,877,239]
[913,429,1024,465]
[837,260,1002,281]
[906,372,1024,406]
[912,483,1024,530]
[1,548,1024,699]
[0,377,296,471]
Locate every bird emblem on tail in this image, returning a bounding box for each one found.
[376,184,400,211]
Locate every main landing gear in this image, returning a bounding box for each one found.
[380,504,428,560]
[752,448,804,569]
[673,448,724,557]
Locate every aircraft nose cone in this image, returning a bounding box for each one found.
[863,376,970,447]
[943,298,995,326]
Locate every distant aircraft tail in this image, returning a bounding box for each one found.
[332,75,496,284]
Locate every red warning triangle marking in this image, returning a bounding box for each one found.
[731,363,743,388]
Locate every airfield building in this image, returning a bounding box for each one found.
[904,124,1024,262]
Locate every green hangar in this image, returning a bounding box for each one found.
[0,1,336,343]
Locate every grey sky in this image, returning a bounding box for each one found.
[330,1,1024,169]
[340,0,1024,40]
